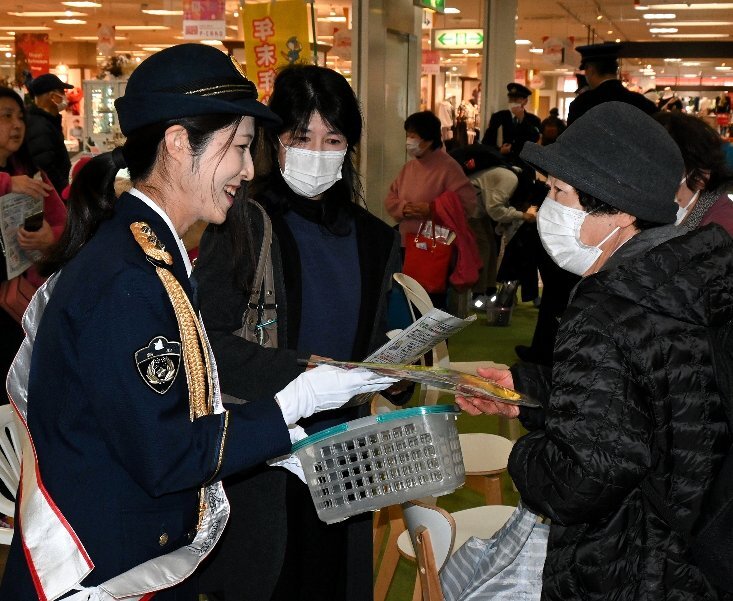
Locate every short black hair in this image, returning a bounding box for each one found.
[585,57,618,77]
[404,111,442,150]
[577,188,656,231]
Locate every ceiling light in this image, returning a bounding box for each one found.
[615,38,621,42]
[115,25,171,31]
[73,35,127,40]
[669,20,733,25]
[635,4,650,9]
[8,11,86,17]
[643,13,676,18]
[650,27,678,32]
[0,26,52,31]
[658,32,730,37]
[682,61,702,65]
[664,58,682,62]
[515,39,532,45]
[529,48,543,53]
[645,2,733,8]
[62,1,101,6]
[55,19,87,24]
[321,7,347,22]
[716,65,732,70]
[682,74,699,78]
[607,30,613,34]
[141,9,183,16]
[444,7,460,13]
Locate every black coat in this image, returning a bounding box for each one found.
[482,109,541,157]
[24,105,71,195]
[567,79,658,125]
[193,191,402,601]
[509,225,733,601]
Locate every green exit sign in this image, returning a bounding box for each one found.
[415,0,445,13]
[433,28,485,50]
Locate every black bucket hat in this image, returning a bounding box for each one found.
[520,101,683,224]
[115,44,281,136]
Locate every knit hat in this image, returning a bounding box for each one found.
[520,101,683,224]
[27,73,73,97]
[115,44,280,136]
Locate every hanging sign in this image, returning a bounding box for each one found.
[15,34,49,85]
[415,0,445,13]
[97,24,115,56]
[433,29,484,50]
[183,0,226,40]
[243,0,310,102]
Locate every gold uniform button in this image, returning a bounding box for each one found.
[159,533,169,547]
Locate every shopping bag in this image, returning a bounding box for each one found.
[403,220,453,294]
[440,503,548,601]
[0,274,37,323]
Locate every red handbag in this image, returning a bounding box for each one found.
[0,274,37,323]
[403,220,453,294]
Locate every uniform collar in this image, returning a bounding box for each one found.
[128,187,193,277]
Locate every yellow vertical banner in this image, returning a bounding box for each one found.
[243,0,311,101]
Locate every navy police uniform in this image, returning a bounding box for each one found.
[0,192,291,600]
[482,83,540,157]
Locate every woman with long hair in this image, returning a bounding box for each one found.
[0,46,394,601]
[195,64,406,601]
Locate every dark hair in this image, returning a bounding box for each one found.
[41,113,243,274]
[653,111,730,192]
[404,111,442,150]
[224,65,365,292]
[0,86,36,175]
[585,58,618,77]
[576,188,657,231]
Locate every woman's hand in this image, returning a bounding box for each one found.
[17,220,54,252]
[403,201,431,219]
[11,175,53,201]
[455,366,520,418]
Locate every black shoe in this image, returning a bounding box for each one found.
[515,344,536,362]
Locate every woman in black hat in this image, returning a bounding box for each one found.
[0,44,395,601]
[456,102,733,601]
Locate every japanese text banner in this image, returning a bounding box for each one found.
[243,0,310,101]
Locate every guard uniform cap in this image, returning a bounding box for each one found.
[576,42,621,70]
[507,83,532,99]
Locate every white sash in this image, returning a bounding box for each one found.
[7,273,230,601]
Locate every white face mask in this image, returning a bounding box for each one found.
[537,197,620,276]
[279,140,347,198]
[406,139,423,157]
[675,175,700,226]
[53,93,68,112]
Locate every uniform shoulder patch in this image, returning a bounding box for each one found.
[135,336,181,394]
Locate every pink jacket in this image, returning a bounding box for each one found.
[433,190,482,290]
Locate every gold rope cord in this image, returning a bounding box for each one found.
[131,222,215,528]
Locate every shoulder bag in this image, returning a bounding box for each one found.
[233,200,278,348]
[403,213,453,294]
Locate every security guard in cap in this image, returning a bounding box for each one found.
[481,83,541,158]
[0,44,395,601]
[567,42,657,125]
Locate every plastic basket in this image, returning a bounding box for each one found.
[292,405,465,524]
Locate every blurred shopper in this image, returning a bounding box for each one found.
[0,86,66,394]
[457,102,733,601]
[24,73,73,194]
[654,111,733,236]
[567,43,657,125]
[0,46,394,601]
[540,107,566,145]
[194,64,406,601]
[482,83,540,158]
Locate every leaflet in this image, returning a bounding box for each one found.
[0,193,41,279]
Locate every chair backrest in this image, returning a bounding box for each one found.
[0,404,21,544]
[392,273,451,406]
[402,500,454,601]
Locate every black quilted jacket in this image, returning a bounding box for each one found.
[509,224,733,601]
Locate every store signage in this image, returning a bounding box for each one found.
[415,0,445,13]
[422,50,440,75]
[243,0,310,102]
[433,29,484,50]
[14,34,49,83]
[183,0,226,40]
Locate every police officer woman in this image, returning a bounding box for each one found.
[0,44,394,601]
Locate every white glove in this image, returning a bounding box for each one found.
[268,453,306,483]
[275,364,397,426]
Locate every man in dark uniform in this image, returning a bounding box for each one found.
[25,73,73,194]
[567,42,657,125]
[482,83,541,158]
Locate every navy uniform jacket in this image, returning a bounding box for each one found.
[567,79,658,125]
[0,193,291,601]
[481,109,540,157]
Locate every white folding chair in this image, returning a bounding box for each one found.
[0,404,22,545]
